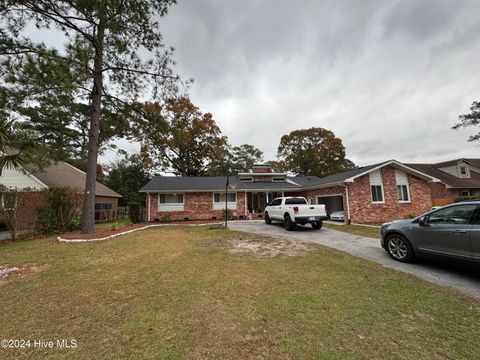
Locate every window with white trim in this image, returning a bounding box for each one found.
[158,193,184,212]
[395,170,410,202]
[1,193,16,210]
[458,164,470,178]
[272,176,286,182]
[369,169,384,203]
[160,194,184,204]
[460,190,470,197]
[213,193,236,203]
[239,176,253,182]
[213,192,236,209]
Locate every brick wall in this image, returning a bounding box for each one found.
[144,166,432,225]
[429,182,457,203]
[95,196,119,221]
[346,166,432,224]
[429,183,480,206]
[289,166,432,224]
[14,191,46,230]
[252,166,272,173]
[9,192,118,230]
[147,192,247,221]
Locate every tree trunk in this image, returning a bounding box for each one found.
[81,24,105,234]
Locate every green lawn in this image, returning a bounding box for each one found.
[324,222,381,238]
[1,226,479,359]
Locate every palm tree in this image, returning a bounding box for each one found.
[0,117,38,170]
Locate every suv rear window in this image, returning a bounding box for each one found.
[285,198,307,205]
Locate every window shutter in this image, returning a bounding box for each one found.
[369,169,382,185]
[395,170,408,185]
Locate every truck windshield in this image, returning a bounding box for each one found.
[285,198,307,205]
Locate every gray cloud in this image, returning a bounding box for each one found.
[19,1,479,166]
[155,0,480,166]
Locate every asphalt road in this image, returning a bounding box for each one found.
[228,220,480,299]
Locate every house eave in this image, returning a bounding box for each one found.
[140,187,305,193]
[344,160,441,183]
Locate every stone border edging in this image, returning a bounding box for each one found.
[57,222,223,243]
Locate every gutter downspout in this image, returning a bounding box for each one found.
[147,192,151,222]
[344,184,351,224]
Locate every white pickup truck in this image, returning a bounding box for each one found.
[264,196,327,231]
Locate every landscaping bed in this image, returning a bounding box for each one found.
[60,220,222,240]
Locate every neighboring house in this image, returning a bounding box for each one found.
[0,161,121,229]
[407,158,480,206]
[141,161,439,224]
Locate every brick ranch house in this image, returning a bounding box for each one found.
[407,158,480,206]
[0,161,121,230]
[141,161,440,224]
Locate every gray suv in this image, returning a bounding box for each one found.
[381,201,480,263]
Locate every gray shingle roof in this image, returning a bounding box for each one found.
[140,160,440,193]
[302,162,388,186]
[432,158,480,168]
[140,175,306,192]
[140,163,388,192]
[406,163,480,189]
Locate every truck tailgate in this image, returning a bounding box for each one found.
[295,205,326,217]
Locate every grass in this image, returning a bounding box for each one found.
[1,226,479,359]
[324,222,381,238]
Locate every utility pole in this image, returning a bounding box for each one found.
[225,175,229,228]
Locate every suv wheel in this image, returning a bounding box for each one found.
[386,234,415,262]
[284,214,295,231]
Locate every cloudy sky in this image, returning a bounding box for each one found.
[132,0,480,167]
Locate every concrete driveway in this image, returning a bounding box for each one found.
[228,220,480,299]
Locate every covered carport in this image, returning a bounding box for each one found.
[316,195,343,217]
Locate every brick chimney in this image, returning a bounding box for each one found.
[251,164,273,173]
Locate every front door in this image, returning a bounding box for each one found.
[412,204,476,260]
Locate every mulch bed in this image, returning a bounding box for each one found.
[60,220,222,240]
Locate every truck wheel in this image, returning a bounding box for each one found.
[265,212,272,224]
[312,221,322,230]
[284,214,295,231]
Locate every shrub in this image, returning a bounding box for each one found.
[128,202,142,223]
[221,209,234,221]
[110,220,122,230]
[35,187,82,234]
[403,213,417,219]
[68,215,81,231]
[160,213,172,222]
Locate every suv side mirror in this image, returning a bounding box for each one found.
[418,216,429,227]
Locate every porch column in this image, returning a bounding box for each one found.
[344,185,351,224]
[244,191,247,216]
[147,192,151,222]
